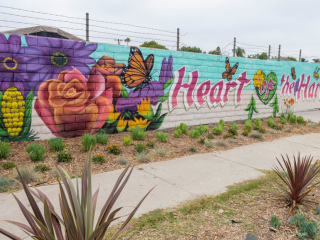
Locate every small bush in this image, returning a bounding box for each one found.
[14,166,37,183]
[57,149,72,162]
[317,206,320,215]
[123,137,133,146]
[218,119,225,128]
[223,133,233,139]
[229,138,234,143]
[48,137,65,152]
[280,113,285,119]
[267,118,274,127]
[2,162,15,169]
[271,130,277,134]
[92,154,105,165]
[253,118,261,127]
[244,120,252,131]
[297,116,305,125]
[254,126,266,133]
[242,130,250,136]
[136,151,150,163]
[26,143,46,161]
[174,129,182,138]
[231,123,239,130]
[189,129,201,139]
[95,133,108,144]
[107,144,121,155]
[308,123,317,128]
[287,112,293,120]
[212,124,223,135]
[228,128,238,136]
[154,148,166,157]
[280,117,287,124]
[0,141,11,159]
[238,136,244,140]
[250,133,263,139]
[207,134,215,139]
[130,128,146,141]
[35,164,50,172]
[117,156,128,165]
[285,128,292,132]
[215,141,227,147]
[156,131,168,142]
[82,133,97,152]
[289,212,320,238]
[176,123,188,134]
[195,125,209,135]
[289,115,297,124]
[188,146,197,152]
[198,138,205,144]
[135,143,147,153]
[204,140,213,148]
[146,140,155,148]
[270,214,281,229]
[0,177,15,192]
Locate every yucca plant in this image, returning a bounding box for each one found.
[272,153,320,210]
[0,151,153,239]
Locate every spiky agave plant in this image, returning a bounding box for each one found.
[272,153,320,210]
[0,151,153,239]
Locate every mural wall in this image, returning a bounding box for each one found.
[0,32,319,141]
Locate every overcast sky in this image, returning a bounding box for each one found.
[0,0,319,61]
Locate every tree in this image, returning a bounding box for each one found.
[140,41,168,50]
[301,58,308,62]
[247,53,267,60]
[287,56,297,61]
[208,46,221,55]
[245,95,259,119]
[236,47,245,57]
[313,58,320,63]
[124,38,131,46]
[180,46,202,53]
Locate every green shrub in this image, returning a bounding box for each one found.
[0,141,11,159]
[207,134,215,139]
[153,148,166,157]
[270,214,281,229]
[117,156,128,165]
[26,143,46,161]
[92,154,105,164]
[156,131,168,142]
[253,118,261,127]
[130,128,146,141]
[215,141,227,147]
[231,123,239,130]
[48,137,65,152]
[198,138,205,144]
[176,123,188,134]
[218,119,225,127]
[146,140,155,148]
[174,129,182,138]
[136,151,150,163]
[82,133,97,152]
[13,166,37,183]
[35,164,50,172]
[309,123,317,128]
[188,146,197,152]
[287,112,293,120]
[242,130,250,136]
[267,118,274,127]
[107,144,121,155]
[212,124,223,135]
[123,137,133,146]
[189,129,201,139]
[285,128,292,132]
[195,125,209,135]
[0,176,14,192]
[317,206,320,215]
[289,115,297,124]
[57,149,72,162]
[280,113,285,119]
[280,117,287,124]
[289,212,320,238]
[2,162,15,169]
[204,140,213,148]
[250,133,263,139]
[95,133,108,144]
[228,128,238,136]
[229,138,234,143]
[244,120,252,131]
[297,116,305,125]
[254,126,266,133]
[135,144,147,153]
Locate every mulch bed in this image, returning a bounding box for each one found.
[0,118,319,187]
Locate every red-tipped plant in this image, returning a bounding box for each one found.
[272,153,320,210]
[0,151,154,239]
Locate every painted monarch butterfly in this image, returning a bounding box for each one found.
[291,67,296,80]
[222,57,239,81]
[121,47,155,89]
[313,67,319,80]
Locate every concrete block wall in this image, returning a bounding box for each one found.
[0,32,319,141]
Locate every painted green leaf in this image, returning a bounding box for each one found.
[163,77,174,90]
[255,71,278,105]
[147,113,167,131]
[269,95,279,117]
[20,90,34,137]
[121,86,129,100]
[245,95,259,120]
[158,92,169,102]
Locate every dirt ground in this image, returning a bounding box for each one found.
[0,117,319,187]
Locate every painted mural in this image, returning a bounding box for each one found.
[0,32,320,141]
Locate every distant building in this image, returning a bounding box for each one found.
[2,26,83,41]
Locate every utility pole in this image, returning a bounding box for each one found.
[278,45,281,61]
[233,37,236,57]
[299,50,301,62]
[86,13,89,42]
[268,45,271,59]
[177,28,180,51]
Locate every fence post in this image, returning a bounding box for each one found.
[233,37,236,57]
[268,45,271,59]
[278,45,281,61]
[177,28,180,51]
[86,13,89,42]
[299,50,301,62]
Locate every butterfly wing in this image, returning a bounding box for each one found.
[122,47,153,88]
[222,57,231,79]
[291,67,296,80]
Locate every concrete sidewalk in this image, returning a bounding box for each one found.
[1,131,320,239]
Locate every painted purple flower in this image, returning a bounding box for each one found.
[116,56,173,112]
[24,36,98,95]
[294,78,300,95]
[0,33,37,98]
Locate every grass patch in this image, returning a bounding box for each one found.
[249,133,263,139]
[204,140,213,148]
[154,148,166,157]
[136,151,150,163]
[309,123,317,128]
[117,157,128,165]
[13,166,38,183]
[285,128,292,132]
[215,141,227,147]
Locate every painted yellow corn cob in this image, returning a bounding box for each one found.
[1,87,25,137]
